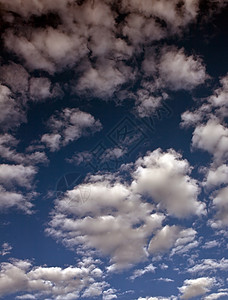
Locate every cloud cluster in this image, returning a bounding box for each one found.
[0,0,213,117]
[0,163,37,212]
[0,257,109,299]
[181,74,228,228]
[46,148,204,270]
[41,108,102,151]
[178,277,215,299]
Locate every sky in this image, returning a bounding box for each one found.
[0,1,228,300]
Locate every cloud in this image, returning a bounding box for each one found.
[178,277,215,299]
[203,164,228,190]
[0,243,12,256]
[47,149,205,270]
[0,0,215,107]
[187,258,228,274]
[181,74,228,229]
[41,108,102,151]
[47,179,165,270]
[0,258,107,299]
[148,226,197,256]
[132,149,205,217]
[0,134,48,165]
[130,264,156,280]
[202,240,220,249]
[158,46,208,91]
[210,187,228,228]
[138,296,177,300]
[204,292,228,300]
[0,164,37,213]
[0,84,26,131]
[0,164,36,189]
[192,118,228,164]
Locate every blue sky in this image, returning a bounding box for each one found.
[0,1,228,300]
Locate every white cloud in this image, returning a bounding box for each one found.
[41,108,102,151]
[0,243,12,256]
[0,84,26,131]
[47,149,204,270]
[179,277,215,299]
[16,295,36,300]
[202,240,220,249]
[159,47,207,91]
[138,296,177,300]
[210,186,228,228]
[148,226,197,256]
[132,149,205,217]
[0,164,37,213]
[130,264,156,280]
[47,179,165,270]
[0,164,36,189]
[204,164,228,189]
[0,134,48,165]
[0,258,107,299]
[204,292,228,300]
[192,118,228,164]
[187,258,228,274]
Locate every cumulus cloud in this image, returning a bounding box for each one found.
[41,108,102,151]
[0,164,37,212]
[203,164,228,190]
[0,0,216,107]
[47,149,204,270]
[181,74,228,229]
[0,84,26,131]
[187,258,228,274]
[178,277,215,299]
[0,134,48,165]
[210,187,228,228]
[158,46,208,91]
[148,226,197,255]
[0,258,107,299]
[47,180,165,270]
[132,149,205,217]
[192,118,228,164]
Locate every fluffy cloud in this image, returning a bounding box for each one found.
[0,258,108,299]
[0,84,26,131]
[0,134,48,165]
[0,164,36,189]
[187,258,228,274]
[148,226,197,255]
[132,149,205,217]
[192,118,228,164]
[0,0,216,106]
[0,164,37,212]
[204,164,228,189]
[178,277,215,299]
[210,187,228,228]
[158,47,207,91]
[181,74,228,229]
[41,108,102,151]
[47,180,165,270]
[47,149,204,270]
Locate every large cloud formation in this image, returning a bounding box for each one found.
[46,149,204,271]
[181,74,228,228]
